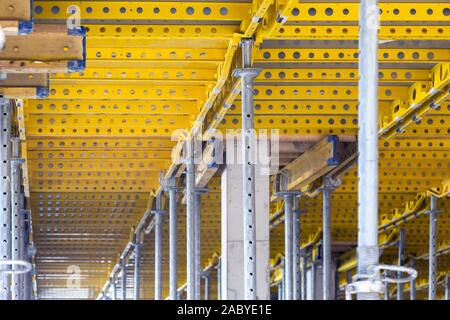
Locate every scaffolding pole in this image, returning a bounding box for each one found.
[154,194,164,300]
[428,195,437,300]
[11,137,24,300]
[0,99,11,300]
[356,0,380,300]
[111,276,117,300]
[283,194,293,300]
[133,242,141,300]
[216,258,221,300]
[186,137,196,300]
[293,196,301,300]
[409,258,416,300]
[397,228,406,300]
[322,183,332,300]
[233,38,261,300]
[300,254,307,300]
[204,271,211,300]
[167,178,179,300]
[121,258,127,300]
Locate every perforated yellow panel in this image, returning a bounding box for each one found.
[21,1,450,299]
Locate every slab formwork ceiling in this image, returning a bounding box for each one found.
[0,0,449,301]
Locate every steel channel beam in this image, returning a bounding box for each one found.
[293,196,301,300]
[284,194,293,300]
[186,138,196,300]
[11,137,24,300]
[428,195,437,300]
[234,38,261,300]
[133,242,141,300]
[397,228,406,300]
[0,99,11,300]
[322,186,332,300]
[356,0,380,300]
[168,184,179,300]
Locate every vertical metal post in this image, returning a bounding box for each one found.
[11,137,24,300]
[280,260,285,300]
[121,259,127,300]
[277,282,282,300]
[384,282,389,300]
[233,38,260,300]
[154,194,163,300]
[0,100,11,300]
[428,195,437,300]
[334,259,340,300]
[293,196,301,300]
[168,180,179,300]
[216,258,221,300]
[444,274,449,300]
[194,191,202,300]
[204,272,211,300]
[409,258,416,300]
[111,276,117,300]
[284,194,293,300]
[300,254,307,300]
[186,138,196,300]
[322,182,332,300]
[133,242,141,300]
[397,228,406,300]
[310,261,316,300]
[357,0,380,300]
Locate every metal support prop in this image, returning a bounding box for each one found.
[310,261,316,300]
[293,196,301,300]
[409,258,416,300]
[428,196,437,300]
[445,274,449,300]
[233,38,261,300]
[277,282,282,300]
[154,193,164,300]
[121,258,127,300]
[204,271,211,300]
[283,194,293,300]
[133,242,141,300]
[356,0,380,300]
[11,137,24,300]
[111,276,117,300]
[300,254,307,300]
[216,258,221,300]
[322,181,333,300]
[186,138,196,300]
[167,179,179,300]
[397,228,406,300]
[384,282,389,300]
[194,190,202,300]
[0,99,11,300]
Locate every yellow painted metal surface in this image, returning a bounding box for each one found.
[15,0,450,299]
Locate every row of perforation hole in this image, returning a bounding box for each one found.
[35,5,231,16]
[261,50,437,60]
[277,26,447,35]
[290,7,450,17]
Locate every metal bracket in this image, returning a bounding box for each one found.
[345,264,417,300]
[0,260,33,275]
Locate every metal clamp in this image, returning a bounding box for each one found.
[0,260,33,275]
[345,264,417,300]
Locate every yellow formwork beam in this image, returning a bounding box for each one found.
[26,138,175,150]
[46,84,207,100]
[28,160,171,173]
[25,99,200,115]
[270,25,450,40]
[255,49,450,63]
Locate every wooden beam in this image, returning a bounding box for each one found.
[0,0,31,21]
[283,135,340,191]
[0,73,48,87]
